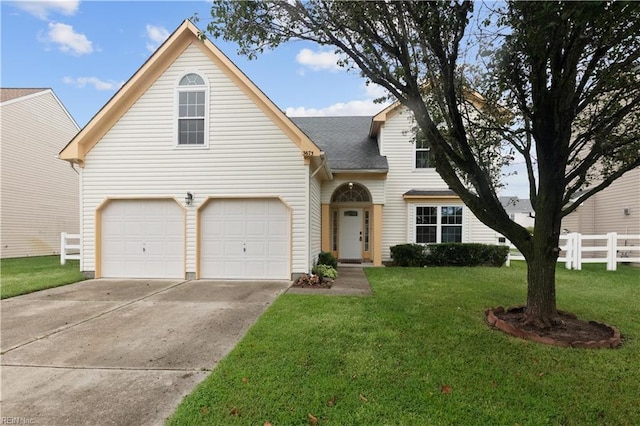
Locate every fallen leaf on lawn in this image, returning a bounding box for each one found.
[308,412,318,425]
[200,406,208,414]
[359,394,368,402]
[229,406,240,416]
[264,423,272,426]
[327,396,336,406]
[441,385,452,394]
[242,377,249,383]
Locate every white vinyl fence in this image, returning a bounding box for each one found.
[506,232,640,271]
[60,232,80,265]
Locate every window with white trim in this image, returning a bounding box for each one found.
[177,73,207,146]
[415,137,433,169]
[415,206,462,243]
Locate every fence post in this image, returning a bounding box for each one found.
[60,232,67,265]
[607,232,617,271]
[574,233,582,270]
[564,234,573,269]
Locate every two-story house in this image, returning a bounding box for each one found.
[1,88,80,258]
[59,20,497,280]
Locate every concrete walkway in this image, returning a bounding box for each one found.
[287,266,373,296]
[1,278,289,425]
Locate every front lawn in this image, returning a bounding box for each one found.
[168,262,640,425]
[1,256,86,299]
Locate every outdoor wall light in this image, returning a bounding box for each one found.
[348,182,354,190]
[185,192,194,206]
[624,208,630,216]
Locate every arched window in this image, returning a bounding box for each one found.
[331,183,371,203]
[177,72,207,146]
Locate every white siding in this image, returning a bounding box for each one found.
[0,90,80,258]
[309,171,322,268]
[379,107,496,260]
[81,43,308,277]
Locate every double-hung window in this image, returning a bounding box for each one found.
[415,137,433,169]
[177,73,207,146]
[415,206,463,243]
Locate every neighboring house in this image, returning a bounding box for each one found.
[58,20,498,280]
[1,88,80,258]
[499,196,535,229]
[562,168,640,236]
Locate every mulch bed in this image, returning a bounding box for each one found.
[486,306,622,348]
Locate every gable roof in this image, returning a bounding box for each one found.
[292,116,388,172]
[1,88,80,131]
[59,20,321,166]
[0,88,47,103]
[500,196,533,214]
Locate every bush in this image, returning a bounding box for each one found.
[425,243,509,267]
[390,243,509,267]
[390,244,428,267]
[312,264,338,280]
[317,251,338,269]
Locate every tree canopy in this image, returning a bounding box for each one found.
[205,0,640,327]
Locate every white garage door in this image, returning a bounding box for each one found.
[200,199,290,279]
[101,199,184,278]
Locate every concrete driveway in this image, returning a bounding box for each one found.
[1,278,289,425]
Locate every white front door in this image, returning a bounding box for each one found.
[101,199,184,278]
[200,199,290,279]
[339,208,362,259]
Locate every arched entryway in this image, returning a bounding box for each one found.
[330,182,373,262]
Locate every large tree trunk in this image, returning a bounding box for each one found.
[525,249,559,328]
[523,186,563,328]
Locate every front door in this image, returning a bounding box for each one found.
[339,208,362,259]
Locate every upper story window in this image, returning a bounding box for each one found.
[415,137,434,169]
[415,205,463,243]
[177,72,207,146]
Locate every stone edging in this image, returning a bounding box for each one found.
[485,306,622,349]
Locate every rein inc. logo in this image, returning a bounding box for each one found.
[1,418,35,425]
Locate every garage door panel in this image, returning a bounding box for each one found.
[101,200,184,279]
[268,241,288,257]
[245,241,266,256]
[223,241,243,255]
[246,221,266,236]
[268,221,288,236]
[200,199,290,279]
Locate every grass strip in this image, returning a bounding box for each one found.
[1,256,86,299]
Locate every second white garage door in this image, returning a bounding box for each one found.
[200,199,290,279]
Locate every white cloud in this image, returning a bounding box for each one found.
[145,24,170,52]
[63,76,124,91]
[295,48,344,72]
[286,99,391,117]
[12,0,79,20]
[286,82,391,117]
[43,22,93,55]
[363,82,388,100]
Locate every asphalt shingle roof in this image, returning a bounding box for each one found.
[0,88,47,103]
[404,189,457,197]
[291,116,388,171]
[499,196,533,213]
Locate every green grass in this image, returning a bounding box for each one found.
[1,255,86,299]
[168,262,640,425]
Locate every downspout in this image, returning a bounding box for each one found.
[307,153,331,274]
